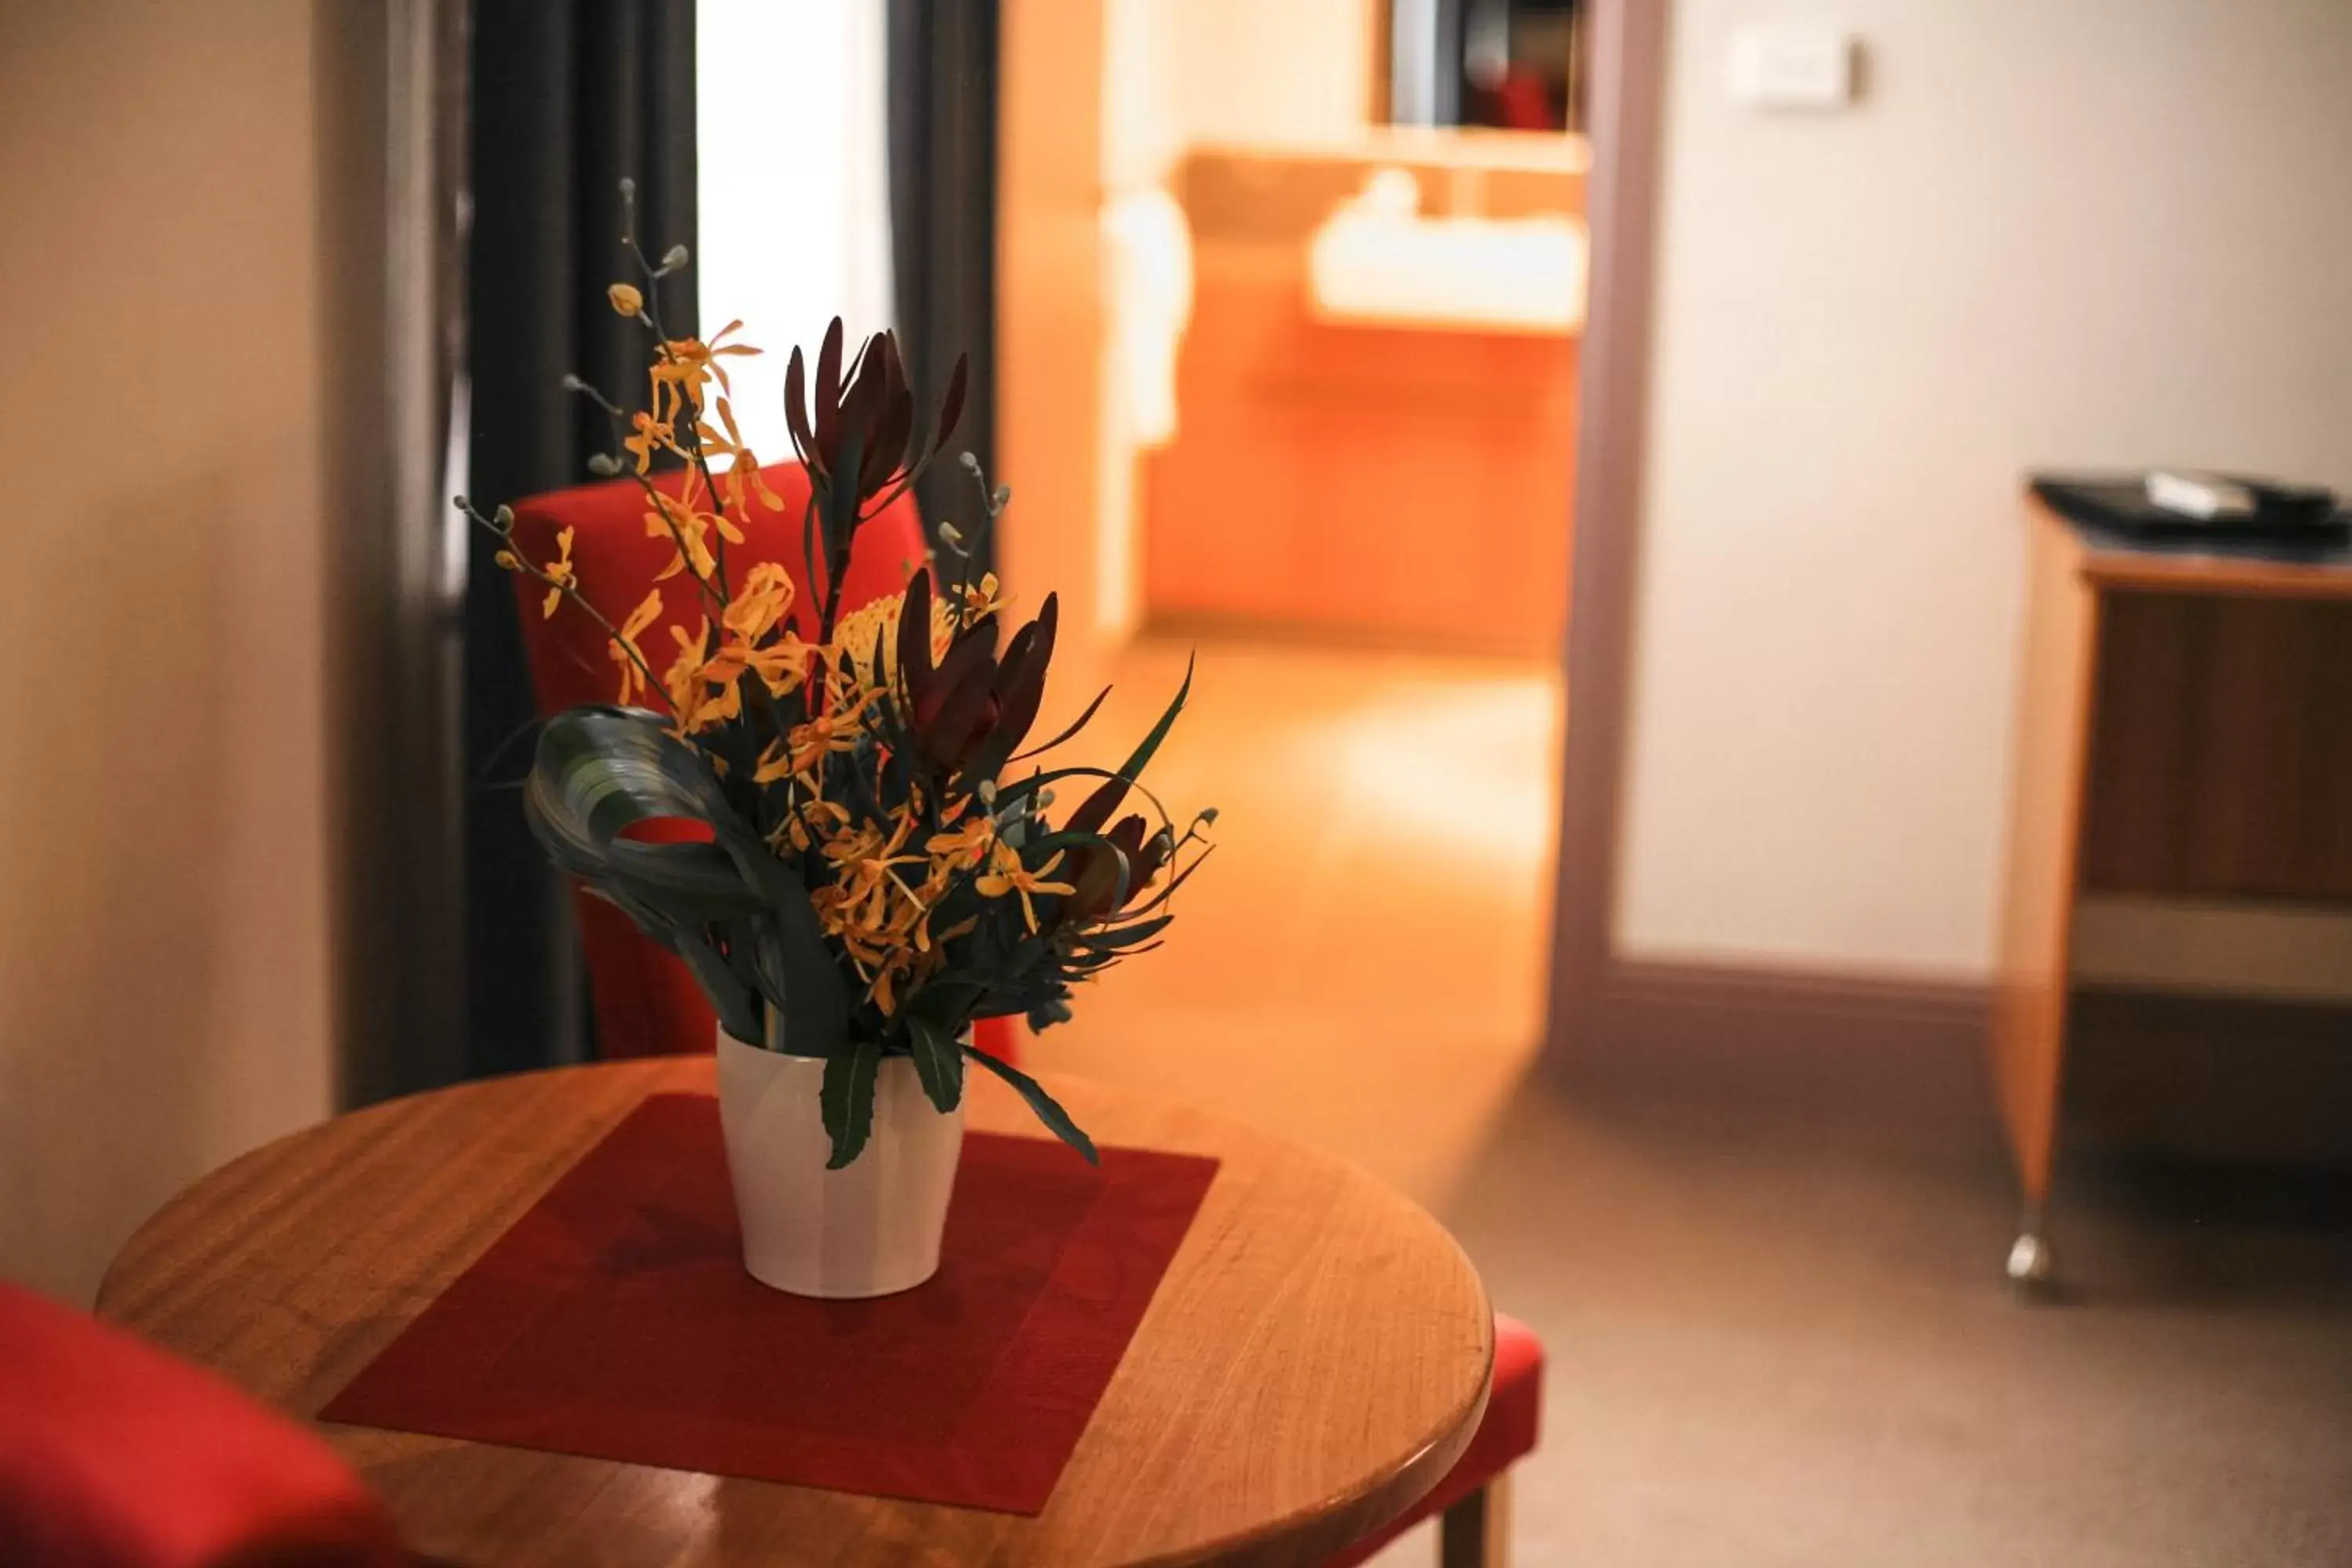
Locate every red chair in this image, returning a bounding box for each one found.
[1327,1312,1543,1565]
[0,1283,403,1568]
[509,460,1540,1561]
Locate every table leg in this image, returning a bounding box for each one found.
[1990,507,2102,1293]
[2005,1203,2055,1293]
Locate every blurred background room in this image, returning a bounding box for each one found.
[5,1,2351,1564]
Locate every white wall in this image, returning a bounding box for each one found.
[1102,0,1375,175]
[1167,0,1374,151]
[1616,0,2352,978]
[0,2,338,1302]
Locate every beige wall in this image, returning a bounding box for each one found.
[1103,0,1376,188]
[1169,0,1374,153]
[1616,0,2352,979]
[0,2,338,1303]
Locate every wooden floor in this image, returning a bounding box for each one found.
[1027,637,1564,1211]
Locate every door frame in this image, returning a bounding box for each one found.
[1540,0,1668,1066]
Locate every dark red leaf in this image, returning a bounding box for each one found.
[1062,838,1130,923]
[814,318,845,456]
[934,354,970,451]
[896,569,936,702]
[913,615,1000,731]
[1065,773,1130,836]
[784,347,813,468]
[925,659,1000,768]
[864,386,914,497]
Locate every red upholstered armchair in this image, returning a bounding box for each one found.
[0,1283,402,1568]
[506,460,1541,1563]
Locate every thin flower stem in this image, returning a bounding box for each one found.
[462,502,673,714]
[562,374,731,622]
[616,194,737,609]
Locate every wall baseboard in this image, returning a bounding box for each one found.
[1546,956,2352,1168]
[1548,958,1995,1136]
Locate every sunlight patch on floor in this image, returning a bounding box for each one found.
[1027,638,1563,1210]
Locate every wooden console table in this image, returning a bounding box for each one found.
[1991,487,2352,1286]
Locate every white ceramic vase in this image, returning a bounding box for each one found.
[714,1014,966,1298]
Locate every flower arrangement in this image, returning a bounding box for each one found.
[463,222,1210,1169]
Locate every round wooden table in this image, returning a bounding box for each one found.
[98,1059,1492,1566]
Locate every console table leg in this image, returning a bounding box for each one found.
[2005,1205,2055,1295]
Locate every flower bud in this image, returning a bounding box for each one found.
[661,244,689,268]
[607,282,644,318]
[587,452,621,476]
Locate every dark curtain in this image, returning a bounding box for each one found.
[464,1,697,1077]
[887,0,1000,563]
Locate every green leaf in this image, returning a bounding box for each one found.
[753,920,848,1058]
[1079,913,1173,950]
[522,706,739,880]
[822,1033,882,1168]
[1006,681,1112,766]
[905,1010,964,1114]
[965,1047,1097,1164]
[1115,648,1194,784]
[677,934,766,1042]
[604,840,770,922]
[521,705,847,1054]
[1068,652,1193,833]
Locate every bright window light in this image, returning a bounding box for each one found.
[695,0,894,464]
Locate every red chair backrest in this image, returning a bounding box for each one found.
[0,1283,403,1568]
[507,461,1021,1065]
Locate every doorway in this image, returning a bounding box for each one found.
[996,0,1594,1204]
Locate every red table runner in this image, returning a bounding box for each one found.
[321,1094,1219,1514]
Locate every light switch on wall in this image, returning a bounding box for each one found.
[1727,23,1857,111]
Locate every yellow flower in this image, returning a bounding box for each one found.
[829,590,956,683]
[956,572,1007,619]
[723,561,795,644]
[756,692,876,782]
[975,842,1076,934]
[609,588,662,705]
[823,815,927,914]
[539,526,577,619]
[925,815,995,871]
[705,398,786,516]
[649,319,759,423]
[623,410,672,474]
[662,619,748,734]
[608,281,644,318]
[641,490,739,583]
[773,794,851,854]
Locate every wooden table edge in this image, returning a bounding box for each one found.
[96,1058,1500,1568]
